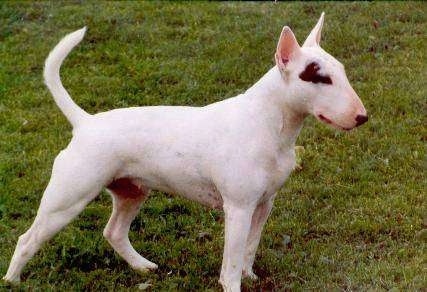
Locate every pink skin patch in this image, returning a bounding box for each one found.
[318,114,352,131]
[107,178,144,199]
[318,114,332,124]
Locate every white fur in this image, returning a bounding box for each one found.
[43,27,90,127]
[4,13,366,291]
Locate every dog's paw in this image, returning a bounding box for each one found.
[242,269,258,280]
[132,261,158,274]
[134,267,151,275]
[2,275,21,285]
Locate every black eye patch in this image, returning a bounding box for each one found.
[299,62,332,85]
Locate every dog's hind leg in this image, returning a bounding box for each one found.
[103,178,158,273]
[3,148,113,284]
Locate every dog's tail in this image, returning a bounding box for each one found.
[44,27,90,128]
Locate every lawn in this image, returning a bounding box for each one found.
[0,2,425,291]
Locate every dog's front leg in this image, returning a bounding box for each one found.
[219,203,255,292]
[242,195,275,280]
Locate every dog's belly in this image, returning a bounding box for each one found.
[156,180,223,210]
[116,161,223,209]
[146,179,223,210]
[167,182,223,210]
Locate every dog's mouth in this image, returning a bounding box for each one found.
[317,114,352,131]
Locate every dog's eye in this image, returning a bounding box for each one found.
[299,62,332,85]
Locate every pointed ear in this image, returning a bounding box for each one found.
[275,26,301,71]
[303,12,325,47]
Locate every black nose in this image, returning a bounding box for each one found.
[355,114,368,126]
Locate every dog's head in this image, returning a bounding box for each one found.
[275,13,367,131]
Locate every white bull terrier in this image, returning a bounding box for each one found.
[4,13,367,291]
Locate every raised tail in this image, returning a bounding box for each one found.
[43,27,90,127]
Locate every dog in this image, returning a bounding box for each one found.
[3,13,367,291]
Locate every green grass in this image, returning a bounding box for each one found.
[0,2,426,291]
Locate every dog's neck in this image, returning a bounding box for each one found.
[245,66,307,150]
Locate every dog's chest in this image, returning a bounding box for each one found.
[264,149,296,195]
